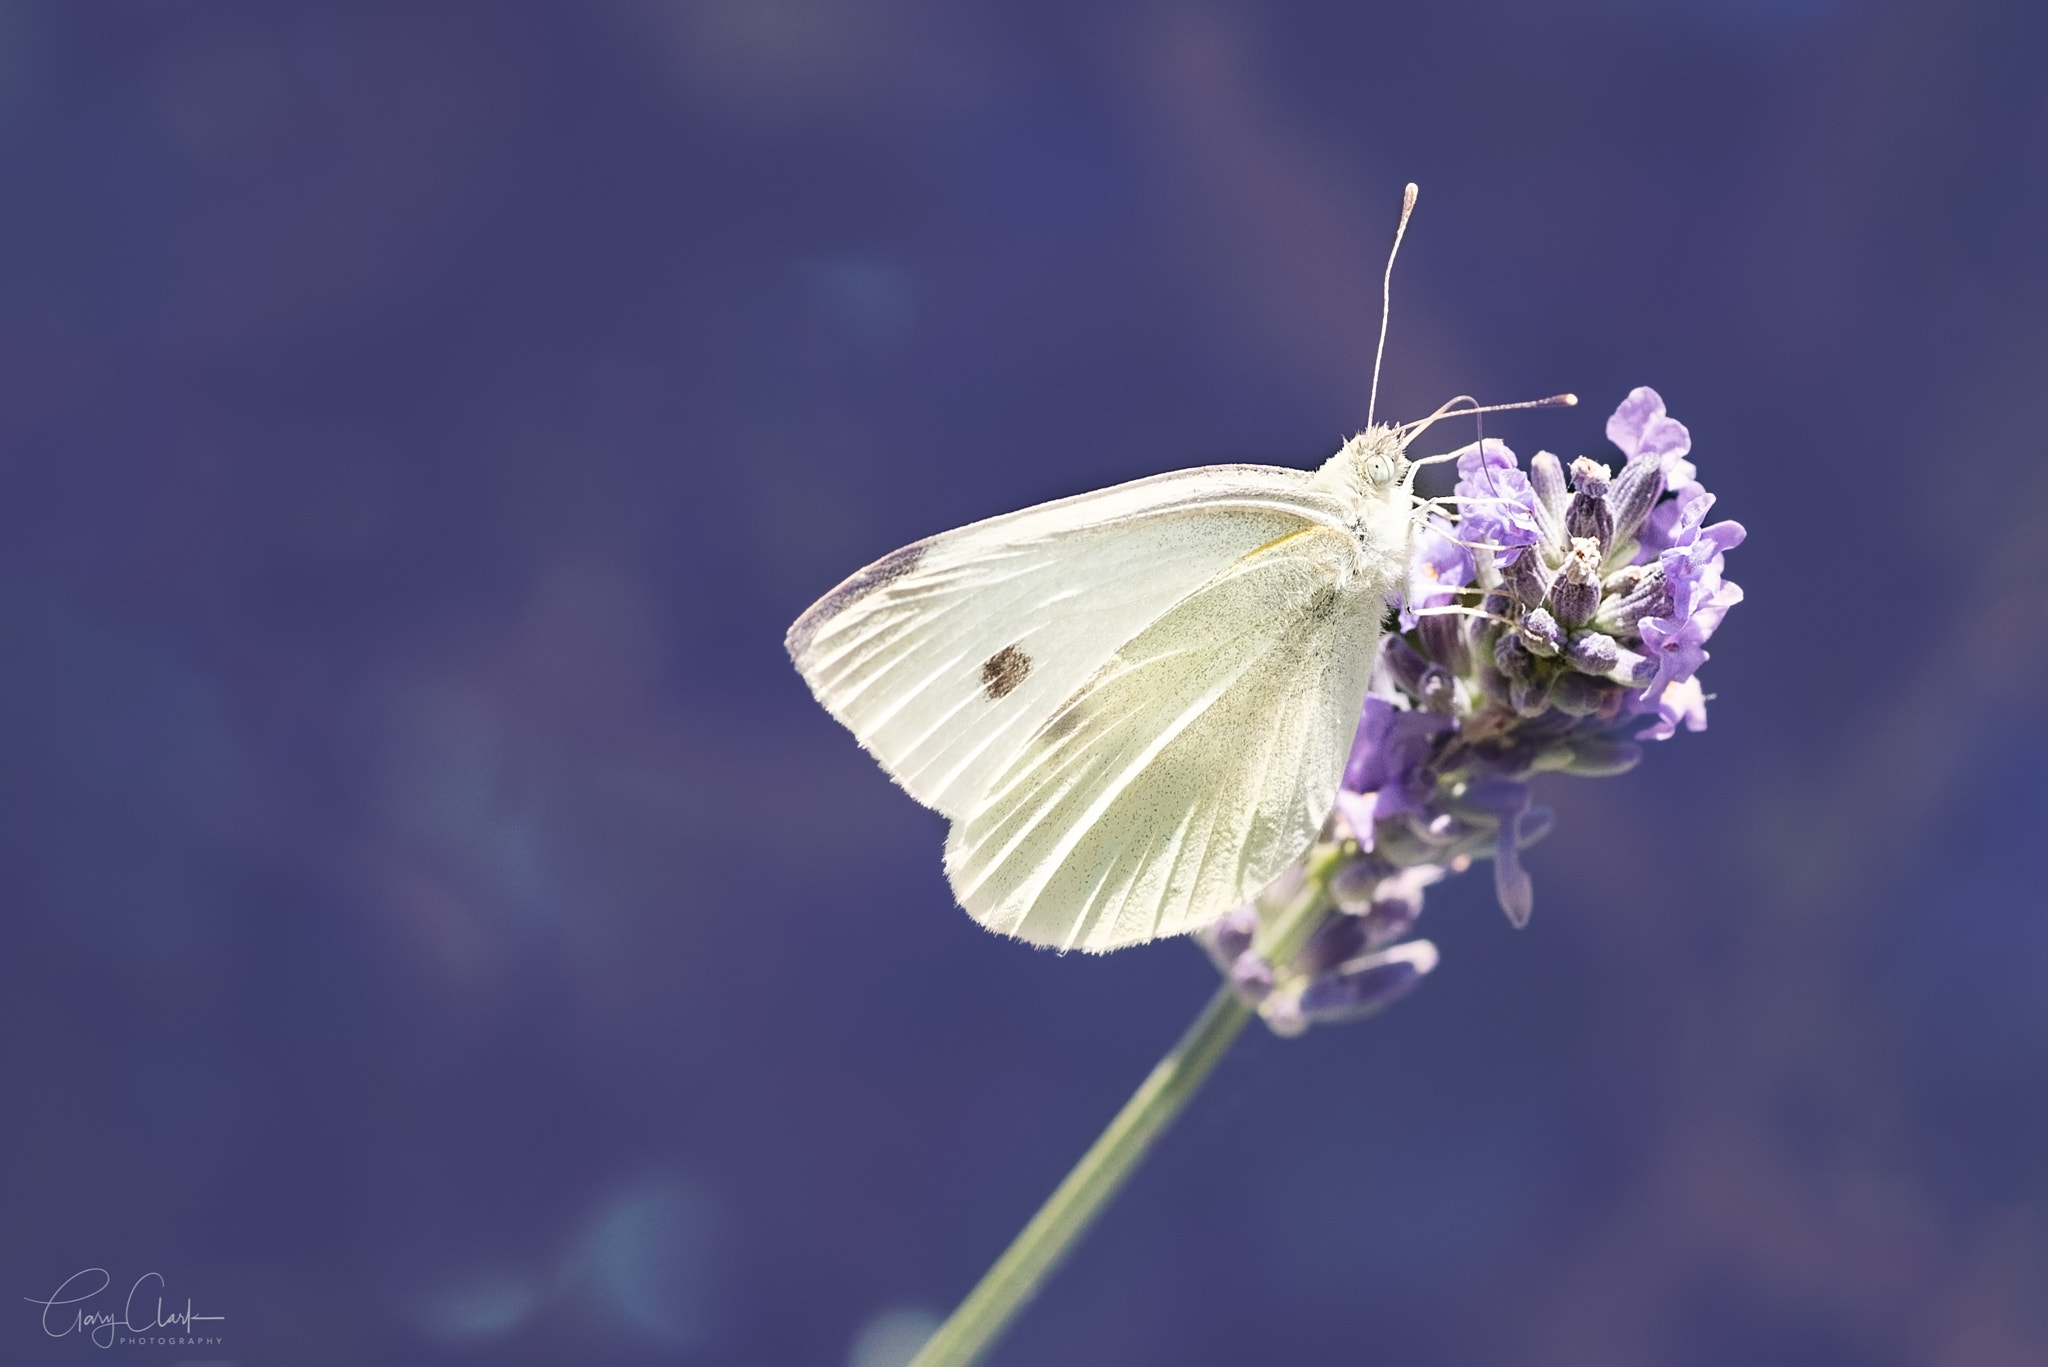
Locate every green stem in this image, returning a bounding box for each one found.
[907,848,1341,1367]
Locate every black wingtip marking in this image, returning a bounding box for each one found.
[786,540,929,660]
[981,644,1032,700]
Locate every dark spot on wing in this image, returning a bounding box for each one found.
[785,540,929,659]
[1307,585,1339,623]
[981,644,1032,700]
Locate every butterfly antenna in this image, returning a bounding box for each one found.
[1399,393,1576,449]
[1367,182,1419,430]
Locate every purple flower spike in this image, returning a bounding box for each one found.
[1452,439,1542,564]
[1202,386,1742,1032]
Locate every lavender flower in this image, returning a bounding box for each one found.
[1199,387,1744,1034]
[1452,438,1542,564]
[1637,491,1746,715]
[1401,525,1474,631]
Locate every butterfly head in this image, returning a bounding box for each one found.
[1324,424,1415,509]
[1318,425,1423,593]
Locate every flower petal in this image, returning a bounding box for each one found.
[1333,789,1380,850]
[1605,386,1695,489]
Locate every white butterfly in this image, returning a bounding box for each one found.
[786,186,1568,951]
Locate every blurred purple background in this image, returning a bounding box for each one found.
[4,2,2046,1364]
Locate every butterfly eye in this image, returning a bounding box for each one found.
[1365,453,1393,485]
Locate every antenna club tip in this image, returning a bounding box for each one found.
[1561,393,1579,406]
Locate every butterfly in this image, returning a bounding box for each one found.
[785,185,1569,951]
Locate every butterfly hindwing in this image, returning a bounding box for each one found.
[943,523,1384,952]
[786,467,1354,819]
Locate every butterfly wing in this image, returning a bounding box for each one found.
[944,523,1387,952]
[786,467,1354,820]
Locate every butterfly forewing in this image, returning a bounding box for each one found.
[943,523,1383,952]
[786,467,1352,820]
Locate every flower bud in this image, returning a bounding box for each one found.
[1592,564,1671,637]
[1381,633,1431,695]
[1519,607,1564,657]
[1204,904,1260,964]
[1229,952,1275,1002]
[1502,544,1554,607]
[1493,631,1537,679]
[1295,910,1372,978]
[1510,674,1551,716]
[1527,450,1569,554]
[1561,735,1642,776]
[1358,888,1423,951]
[1298,941,1438,1025]
[1567,456,1611,499]
[1607,452,1666,543]
[1565,457,1614,554]
[1474,660,1511,707]
[1329,857,1387,912]
[1547,537,1602,627]
[1258,993,1309,1038]
[1470,742,1541,783]
[1351,863,1441,924]
[1602,562,1648,593]
[1416,663,1457,712]
[1373,818,1450,867]
[1418,611,1469,675]
[1566,629,1621,675]
[1606,645,1656,687]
